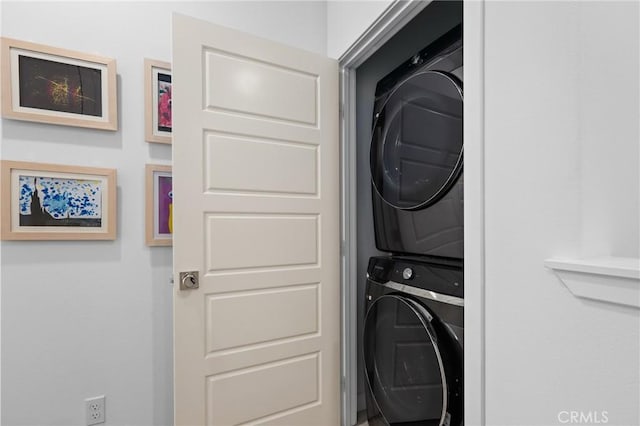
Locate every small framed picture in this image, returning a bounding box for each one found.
[1,161,117,240]
[0,37,117,131]
[144,59,172,144]
[145,164,172,246]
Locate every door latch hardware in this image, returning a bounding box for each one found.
[179,271,199,290]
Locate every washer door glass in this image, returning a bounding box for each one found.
[370,71,463,210]
[363,295,448,425]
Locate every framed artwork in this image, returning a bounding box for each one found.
[145,164,172,246]
[0,37,117,131]
[1,161,117,240]
[144,59,172,144]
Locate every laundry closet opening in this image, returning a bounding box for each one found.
[344,1,464,424]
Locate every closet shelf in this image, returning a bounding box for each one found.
[544,257,640,308]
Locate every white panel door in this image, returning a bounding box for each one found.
[172,14,340,426]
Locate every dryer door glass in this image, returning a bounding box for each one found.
[370,71,463,210]
[363,295,448,425]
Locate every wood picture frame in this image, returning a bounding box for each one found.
[0,160,117,240]
[145,164,172,246]
[0,37,118,131]
[144,59,172,144]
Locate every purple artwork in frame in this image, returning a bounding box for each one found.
[157,175,172,235]
[145,164,172,246]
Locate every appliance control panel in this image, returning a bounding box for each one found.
[367,256,464,298]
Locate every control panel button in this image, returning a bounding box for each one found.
[402,268,414,280]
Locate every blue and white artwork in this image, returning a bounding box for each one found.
[19,175,102,227]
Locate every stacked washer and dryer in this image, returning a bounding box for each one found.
[363,25,464,426]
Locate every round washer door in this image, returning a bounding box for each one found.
[370,71,463,210]
[363,295,457,426]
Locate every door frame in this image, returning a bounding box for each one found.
[338,1,486,425]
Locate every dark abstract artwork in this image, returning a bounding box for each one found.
[157,72,172,133]
[19,176,102,227]
[18,55,102,117]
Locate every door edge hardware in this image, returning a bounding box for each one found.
[179,271,199,290]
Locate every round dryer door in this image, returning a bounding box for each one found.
[363,295,461,426]
[370,71,463,210]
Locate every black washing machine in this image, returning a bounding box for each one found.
[364,256,463,426]
[371,25,464,260]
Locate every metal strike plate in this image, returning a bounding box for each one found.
[179,271,199,290]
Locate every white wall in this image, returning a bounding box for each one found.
[578,2,640,259]
[484,2,639,425]
[0,2,326,425]
[326,0,392,59]
[0,13,3,424]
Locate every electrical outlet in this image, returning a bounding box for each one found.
[85,395,105,426]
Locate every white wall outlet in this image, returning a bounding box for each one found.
[85,395,105,425]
